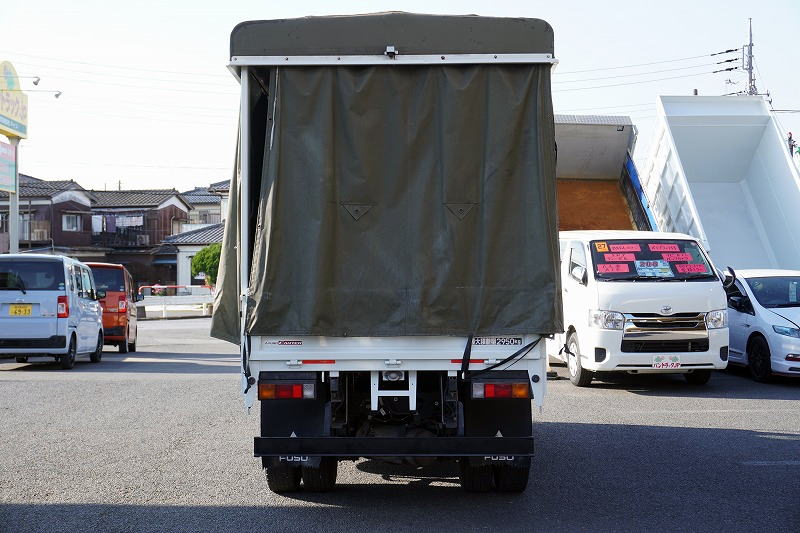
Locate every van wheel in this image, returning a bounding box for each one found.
[684,370,711,385]
[60,337,76,370]
[119,332,129,354]
[15,356,27,363]
[566,333,593,387]
[265,465,301,493]
[90,332,103,363]
[459,460,494,492]
[494,457,531,492]
[301,458,338,492]
[128,327,137,353]
[747,336,772,382]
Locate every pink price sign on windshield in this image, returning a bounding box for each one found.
[649,243,680,252]
[662,253,692,262]
[676,263,708,273]
[598,263,630,273]
[609,244,641,252]
[604,253,636,262]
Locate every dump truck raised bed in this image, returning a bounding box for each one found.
[212,12,562,493]
[555,114,656,232]
[641,95,800,270]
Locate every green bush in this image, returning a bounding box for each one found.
[191,243,222,286]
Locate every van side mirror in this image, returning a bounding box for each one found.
[571,265,587,285]
[722,266,736,289]
[96,290,106,300]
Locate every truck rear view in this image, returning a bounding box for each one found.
[212,13,562,493]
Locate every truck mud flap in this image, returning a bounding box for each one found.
[254,436,534,457]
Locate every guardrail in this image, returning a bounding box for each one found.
[136,286,215,318]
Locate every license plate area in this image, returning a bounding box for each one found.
[652,355,681,369]
[9,304,32,316]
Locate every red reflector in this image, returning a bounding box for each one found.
[301,360,336,364]
[485,383,512,398]
[450,359,486,364]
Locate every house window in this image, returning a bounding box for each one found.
[62,214,81,232]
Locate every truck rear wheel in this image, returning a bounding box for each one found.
[494,457,531,492]
[459,460,494,492]
[265,465,301,493]
[301,458,338,492]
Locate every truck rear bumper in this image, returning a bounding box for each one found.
[254,436,534,457]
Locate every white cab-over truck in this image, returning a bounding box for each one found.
[212,13,563,493]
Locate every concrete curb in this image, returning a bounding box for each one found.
[138,315,212,322]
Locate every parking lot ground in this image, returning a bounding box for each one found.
[1,319,799,532]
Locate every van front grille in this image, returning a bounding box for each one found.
[621,339,710,353]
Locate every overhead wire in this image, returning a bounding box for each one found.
[554,49,739,75]
[554,69,736,93]
[553,59,737,84]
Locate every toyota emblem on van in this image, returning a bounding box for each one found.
[660,305,673,315]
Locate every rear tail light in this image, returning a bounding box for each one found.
[118,297,127,313]
[472,382,530,399]
[57,295,69,318]
[258,382,316,400]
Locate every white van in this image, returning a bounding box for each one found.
[549,231,729,386]
[0,254,104,369]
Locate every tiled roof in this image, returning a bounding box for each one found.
[0,174,85,199]
[164,222,224,245]
[555,114,633,126]
[88,189,186,208]
[208,179,230,193]
[182,186,221,205]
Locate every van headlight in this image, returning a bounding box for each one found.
[772,325,800,338]
[705,309,728,329]
[589,310,624,330]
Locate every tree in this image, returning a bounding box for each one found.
[191,243,222,286]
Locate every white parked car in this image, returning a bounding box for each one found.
[0,254,104,369]
[725,269,800,381]
[548,231,730,386]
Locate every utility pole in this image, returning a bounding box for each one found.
[744,18,757,95]
[8,137,19,253]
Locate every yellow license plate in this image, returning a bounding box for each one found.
[9,304,32,316]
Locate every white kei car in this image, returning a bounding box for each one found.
[725,269,800,381]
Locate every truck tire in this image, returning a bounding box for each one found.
[459,460,494,492]
[683,370,711,385]
[265,465,301,493]
[494,457,531,492]
[301,458,338,492]
[90,332,103,363]
[566,333,593,387]
[60,336,76,370]
[747,336,772,382]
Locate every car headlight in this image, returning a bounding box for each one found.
[589,310,624,330]
[705,309,728,329]
[772,325,800,338]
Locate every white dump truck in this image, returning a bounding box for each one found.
[211,13,562,493]
[641,95,800,270]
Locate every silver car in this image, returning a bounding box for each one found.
[0,254,104,369]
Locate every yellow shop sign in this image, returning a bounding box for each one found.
[0,61,28,139]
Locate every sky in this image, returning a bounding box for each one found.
[2,0,798,192]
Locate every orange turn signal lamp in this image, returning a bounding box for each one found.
[258,382,316,400]
[471,382,530,399]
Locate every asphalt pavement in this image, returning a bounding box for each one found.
[1,319,798,532]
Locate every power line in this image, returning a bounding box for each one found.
[554,70,730,92]
[554,49,739,75]
[553,61,733,84]
[554,103,653,112]
[10,59,235,88]
[31,72,237,95]
[0,50,230,79]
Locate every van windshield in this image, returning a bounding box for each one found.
[90,267,125,292]
[0,260,66,291]
[589,239,716,282]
